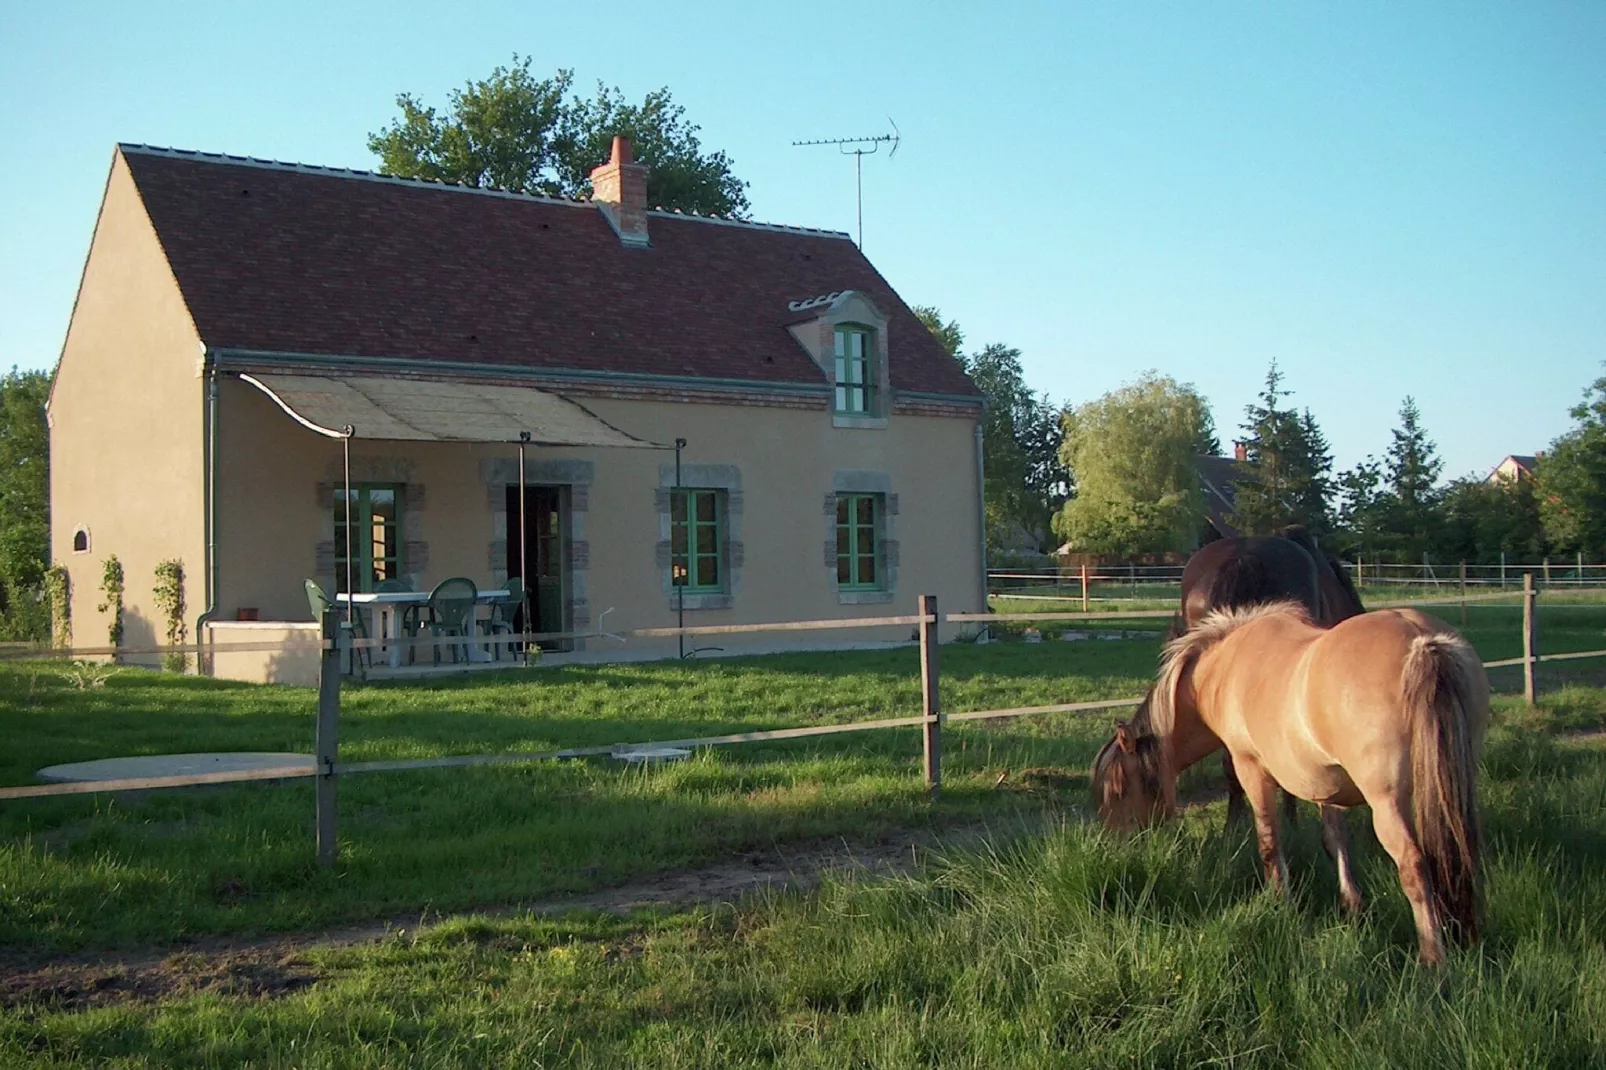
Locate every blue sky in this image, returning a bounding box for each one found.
[3,1,1602,481]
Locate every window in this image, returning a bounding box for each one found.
[834,326,875,414]
[836,493,882,589]
[72,528,90,553]
[671,488,723,592]
[334,484,402,593]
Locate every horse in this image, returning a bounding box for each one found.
[1097,601,1488,964]
[1098,526,1366,824]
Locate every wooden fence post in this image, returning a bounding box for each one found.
[1356,556,1364,588]
[919,594,941,795]
[1543,557,1551,588]
[316,609,343,867]
[1459,560,1467,627]
[1080,562,1090,612]
[1523,572,1538,706]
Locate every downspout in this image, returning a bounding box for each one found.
[194,358,220,674]
[674,437,686,659]
[974,419,988,627]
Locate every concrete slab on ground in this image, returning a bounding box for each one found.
[38,753,315,783]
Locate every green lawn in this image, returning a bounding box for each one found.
[3,688,1605,1065]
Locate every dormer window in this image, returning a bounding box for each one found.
[834,325,875,415]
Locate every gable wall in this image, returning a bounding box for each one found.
[49,152,206,662]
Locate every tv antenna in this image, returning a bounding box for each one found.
[792,120,900,248]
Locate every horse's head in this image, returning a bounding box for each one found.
[1091,719,1170,831]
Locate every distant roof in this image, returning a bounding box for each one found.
[1503,455,1539,469]
[117,145,980,398]
[1196,454,1243,538]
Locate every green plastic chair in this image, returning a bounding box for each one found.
[305,579,370,671]
[483,577,525,660]
[424,577,479,664]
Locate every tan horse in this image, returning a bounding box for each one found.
[1094,602,1488,964]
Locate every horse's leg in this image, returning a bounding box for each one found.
[1320,804,1363,918]
[1369,797,1445,965]
[1282,789,1299,827]
[1236,757,1289,893]
[1223,751,1249,825]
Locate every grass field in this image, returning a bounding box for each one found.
[3,600,1606,1065]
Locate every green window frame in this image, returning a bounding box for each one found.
[334,484,403,594]
[834,325,875,415]
[671,488,724,593]
[836,493,883,590]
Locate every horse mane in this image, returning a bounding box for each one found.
[1275,524,1365,619]
[1325,552,1366,614]
[1147,600,1313,808]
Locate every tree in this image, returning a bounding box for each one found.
[1053,374,1211,555]
[0,368,50,640]
[368,57,750,217]
[913,309,1065,552]
[1334,455,1388,558]
[912,306,964,364]
[1438,477,1545,562]
[1231,362,1332,536]
[1538,372,1606,555]
[1382,396,1444,556]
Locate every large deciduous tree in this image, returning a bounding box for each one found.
[1053,374,1211,556]
[1538,372,1606,555]
[0,368,50,640]
[368,57,750,217]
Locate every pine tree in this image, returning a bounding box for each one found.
[1292,408,1335,537]
[1383,396,1444,556]
[1231,362,1302,534]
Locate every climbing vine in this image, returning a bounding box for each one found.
[96,554,124,655]
[44,565,70,650]
[153,559,187,673]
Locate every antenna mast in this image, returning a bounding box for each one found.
[792,120,900,248]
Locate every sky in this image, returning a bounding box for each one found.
[3,1,1603,482]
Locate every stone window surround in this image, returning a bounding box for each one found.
[789,291,892,430]
[71,527,91,554]
[824,469,900,606]
[316,457,427,593]
[480,457,593,647]
[657,462,743,611]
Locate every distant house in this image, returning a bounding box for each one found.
[48,139,987,681]
[1488,454,1541,484]
[1196,448,1247,542]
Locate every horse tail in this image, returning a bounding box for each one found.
[1402,632,1485,943]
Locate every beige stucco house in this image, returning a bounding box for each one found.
[49,139,986,681]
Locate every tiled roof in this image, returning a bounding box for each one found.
[118,145,980,399]
[1196,454,1243,538]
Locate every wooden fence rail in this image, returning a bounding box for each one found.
[1,577,1598,868]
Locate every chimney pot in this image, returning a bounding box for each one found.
[590,135,650,247]
[1233,442,1248,462]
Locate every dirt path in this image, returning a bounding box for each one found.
[0,818,1047,1013]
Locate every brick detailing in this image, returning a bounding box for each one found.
[315,481,333,508]
[409,483,426,509]
[404,541,429,572]
[887,493,899,516]
[726,540,745,569]
[892,398,984,419]
[881,539,900,568]
[487,483,504,510]
[487,539,507,571]
[823,492,837,516]
[655,540,672,568]
[823,539,837,568]
[568,540,590,571]
[727,491,744,515]
[570,485,588,512]
[653,487,671,513]
[314,541,335,573]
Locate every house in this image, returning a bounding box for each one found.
[1196,447,1247,542]
[1488,454,1540,484]
[48,139,986,682]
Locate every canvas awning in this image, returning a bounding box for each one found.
[238,372,663,448]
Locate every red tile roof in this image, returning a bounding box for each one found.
[120,146,980,399]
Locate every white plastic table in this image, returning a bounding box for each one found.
[336,589,511,668]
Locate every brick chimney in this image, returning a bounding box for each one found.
[589,135,649,247]
[1233,441,1248,462]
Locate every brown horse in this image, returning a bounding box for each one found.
[1098,602,1488,964]
[1100,527,1366,824]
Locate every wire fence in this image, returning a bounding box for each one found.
[0,579,1598,871]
